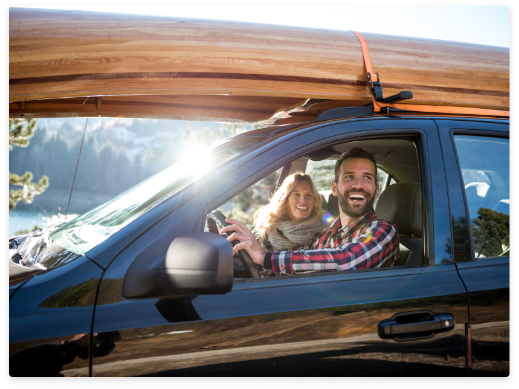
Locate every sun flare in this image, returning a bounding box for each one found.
[179,143,212,177]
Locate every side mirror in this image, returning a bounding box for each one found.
[158,232,233,295]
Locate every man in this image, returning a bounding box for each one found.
[221,147,400,275]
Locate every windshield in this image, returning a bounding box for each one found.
[49,134,270,256]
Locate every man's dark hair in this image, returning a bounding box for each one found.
[334,147,378,182]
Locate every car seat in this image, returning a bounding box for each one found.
[375,182,423,266]
[326,193,340,220]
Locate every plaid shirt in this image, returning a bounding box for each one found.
[268,208,399,275]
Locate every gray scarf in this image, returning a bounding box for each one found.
[259,216,324,252]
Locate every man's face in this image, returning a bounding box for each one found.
[331,157,379,219]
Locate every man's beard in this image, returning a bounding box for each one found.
[337,188,376,218]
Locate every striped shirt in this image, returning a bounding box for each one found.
[265,208,400,275]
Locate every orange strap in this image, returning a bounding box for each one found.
[350,31,378,83]
[349,31,509,118]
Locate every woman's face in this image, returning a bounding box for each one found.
[286,180,315,223]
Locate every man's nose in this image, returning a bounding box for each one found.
[351,178,364,188]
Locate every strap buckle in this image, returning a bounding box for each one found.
[367,72,383,101]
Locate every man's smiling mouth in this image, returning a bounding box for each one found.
[348,193,366,202]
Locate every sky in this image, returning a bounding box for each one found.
[7,4,510,48]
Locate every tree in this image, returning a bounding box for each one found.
[181,122,265,148]
[9,119,49,211]
[182,126,223,147]
[220,122,266,138]
[472,207,509,258]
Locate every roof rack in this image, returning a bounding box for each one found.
[313,106,375,122]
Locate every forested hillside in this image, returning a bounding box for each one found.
[9,118,252,214]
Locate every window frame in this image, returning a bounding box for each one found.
[199,122,434,282]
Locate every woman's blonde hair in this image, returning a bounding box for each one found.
[253,172,322,239]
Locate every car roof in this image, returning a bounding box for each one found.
[239,115,509,139]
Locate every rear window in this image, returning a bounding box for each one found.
[454,135,509,259]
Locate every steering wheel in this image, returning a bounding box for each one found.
[207,210,260,278]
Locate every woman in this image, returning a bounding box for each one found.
[252,172,324,253]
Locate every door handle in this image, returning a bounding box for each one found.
[378,310,455,341]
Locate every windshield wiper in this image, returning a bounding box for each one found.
[9,222,66,270]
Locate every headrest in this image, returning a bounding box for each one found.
[320,194,328,212]
[327,193,340,217]
[375,182,422,237]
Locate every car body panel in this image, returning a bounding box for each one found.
[92,263,469,376]
[456,258,509,376]
[9,269,40,299]
[9,255,104,376]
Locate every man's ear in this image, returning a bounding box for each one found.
[331,181,338,197]
[375,183,380,199]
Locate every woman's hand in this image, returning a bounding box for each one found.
[220,219,266,266]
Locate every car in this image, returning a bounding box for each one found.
[9,110,509,376]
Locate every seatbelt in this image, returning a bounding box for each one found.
[349,31,509,118]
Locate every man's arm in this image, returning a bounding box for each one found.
[267,219,399,275]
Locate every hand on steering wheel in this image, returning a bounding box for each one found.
[207,210,260,278]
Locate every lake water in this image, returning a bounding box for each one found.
[9,209,61,236]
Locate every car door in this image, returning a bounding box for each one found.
[437,119,509,376]
[90,118,470,376]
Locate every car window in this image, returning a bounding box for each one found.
[206,168,283,232]
[208,137,424,280]
[305,159,336,193]
[376,169,389,189]
[453,135,509,259]
[51,134,271,256]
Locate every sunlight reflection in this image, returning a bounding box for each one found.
[179,144,213,177]
[51,144,215,255]
[322,212,335,226]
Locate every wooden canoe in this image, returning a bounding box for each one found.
[9,7,509,124]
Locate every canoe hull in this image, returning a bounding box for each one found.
[9,8,509,122]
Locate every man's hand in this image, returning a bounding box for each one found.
[219,219,266,266]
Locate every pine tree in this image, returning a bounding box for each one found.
[9,119,49,211]
[472,207,509,258]
[182,126,223,147]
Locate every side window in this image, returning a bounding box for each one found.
[206,137,423,281]
[305,158,336,192]
[453,135,509,259]
[207,168,282,231]
[376,169,389,188]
